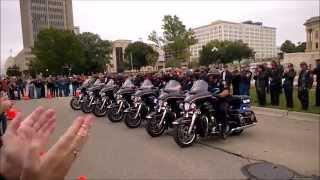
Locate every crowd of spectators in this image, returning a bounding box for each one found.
[0,75,86,100]
[1,60,319,110]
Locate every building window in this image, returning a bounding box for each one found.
[316,42,319,49]
[315,31,319,39]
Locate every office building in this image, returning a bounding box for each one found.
[190,20,277,61]
[5,0,74,73]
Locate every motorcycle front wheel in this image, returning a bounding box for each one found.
[173,123,196,148]
[81,100,94,113]
[93,101,108,117]
[124,109,142,128]
[107,105,124,122]
[146,114,165,137]
[70,97,81,110]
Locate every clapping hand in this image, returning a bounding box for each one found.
[0,106,93,180]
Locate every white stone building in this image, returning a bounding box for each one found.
[283,16,320,69]
[190,20,277,61]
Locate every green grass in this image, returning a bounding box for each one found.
[250,88,320,114]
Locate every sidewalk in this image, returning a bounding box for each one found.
[252,106,320,121]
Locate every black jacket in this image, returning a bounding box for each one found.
[283,69,296,89]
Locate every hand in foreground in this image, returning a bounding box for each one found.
[21,115,93,180]
[0,107,56,180]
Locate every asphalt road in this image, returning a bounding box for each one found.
[14,97,319,179]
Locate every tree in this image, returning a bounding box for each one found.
[148,15,196,67]
[296,42,306,52]
[148,30,164,48]
[31,28,85,75]
[280,40,306,53]
[123,41,159,70]
[280,40,296,53]
[77,32,112,73]
[6,65,22,77]
[162,15,196,64]
[199,40,253,66]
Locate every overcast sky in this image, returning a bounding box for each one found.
[1,0,319,69]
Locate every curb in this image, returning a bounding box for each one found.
[252,106,320,121]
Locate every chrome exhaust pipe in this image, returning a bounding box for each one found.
[229,123,257,134]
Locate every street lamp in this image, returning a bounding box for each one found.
[211,47,219,65]
[211,47,218,52]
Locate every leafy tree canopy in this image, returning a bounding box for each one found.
[123,41,159,70]
[31,28,85,75]
[77,32,112,73]
[148,15,196,67]
[199,40,253,66]
[280,40,306,53]
[30,28,112,75]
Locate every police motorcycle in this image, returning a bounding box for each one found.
[107,79,136,122]
[70,78,96,110]
[80,81,106,114]
[172,80,257,148]
[145,80,185,137]
[92,79,119,117]
[123,79,158,128]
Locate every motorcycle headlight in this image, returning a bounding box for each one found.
[89,91,93,96]
[243,99,250,104]
[163,102,168,107]
[184,103,190,111]
[153,98,158,104]
[116,94,122,99]
[158,100,163,106]
[185,103,196,111]
[100,92,106,96]
[134,96,141,102]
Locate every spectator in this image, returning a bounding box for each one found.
[298,62,313,110]
[0,96,13,136]
[17,77,25,97]
[65,76,71,96]
[231,67,241,95]
[313,59,320,106]
[27,77,35,99]
[269,61,282,106]
[47,76,54,97]
[239,65,252,96]
[34,78,42,99]
[221,64,232,86]
[254,65,268,106]
[53,76,59,97]
[283,63,296,108]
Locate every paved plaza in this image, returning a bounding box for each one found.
[14,98,319,179]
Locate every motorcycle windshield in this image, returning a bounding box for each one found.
[121,79,135,88]
[189,80,208,94]
[140,79,154,89]
[158,90,168,100]
[163,80,181,92]
[106,79,115,86]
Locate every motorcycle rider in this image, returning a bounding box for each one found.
[207,69,231,138]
